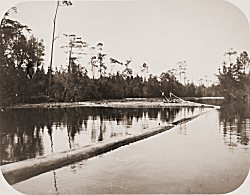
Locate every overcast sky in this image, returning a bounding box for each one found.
[1,0,250,85]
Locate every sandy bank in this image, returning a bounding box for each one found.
[6,99,218,109]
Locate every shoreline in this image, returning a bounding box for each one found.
[5,99,219,109]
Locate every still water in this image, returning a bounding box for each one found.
[0,106,207,165]
[11,101,250,194]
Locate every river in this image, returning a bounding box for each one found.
[0,106,208,165]
[2,100,250,194]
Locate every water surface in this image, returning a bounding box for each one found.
[11,101,250,194]
[0,106,207,165]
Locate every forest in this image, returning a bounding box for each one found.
[0,6,249,107]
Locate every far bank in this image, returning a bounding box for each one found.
[4,97,221,109]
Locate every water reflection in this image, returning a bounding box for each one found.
[193,98,224,106]
[0,107,204,165]
[193,99,250,151]
[219,101,250,151]
[178,123,187,135]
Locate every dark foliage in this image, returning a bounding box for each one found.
[217,51,250,101]
[0,17,224,106]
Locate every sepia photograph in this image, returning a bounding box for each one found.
[0,0,250,194]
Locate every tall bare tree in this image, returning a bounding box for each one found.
[140,62,148,81]
[177,61,187,84]
[224,48,237,65]
[48,0,72,99]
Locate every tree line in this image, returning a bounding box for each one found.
[1,9,249,106]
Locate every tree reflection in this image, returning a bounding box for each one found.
[98,115,104,141]
[0,106,186,165]
[91,120,97,142]
[0,109,45,165]
[219,101,250,149]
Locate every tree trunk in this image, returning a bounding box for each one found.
[48,1,59,98]
[62,88,67,102]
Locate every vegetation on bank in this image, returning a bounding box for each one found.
[0,6,249,107]
[217,48,250,101]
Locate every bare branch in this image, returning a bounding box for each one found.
[54,31,62,41]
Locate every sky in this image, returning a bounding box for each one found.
[1,0,250,85]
